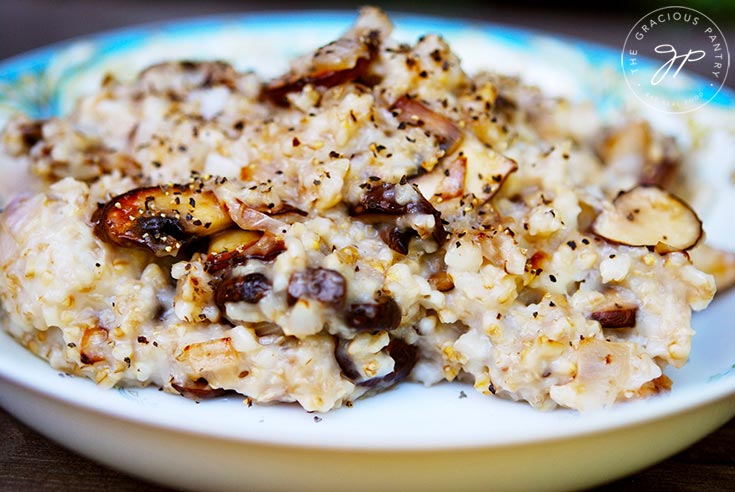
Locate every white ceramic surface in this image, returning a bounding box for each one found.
[1,11,734,492]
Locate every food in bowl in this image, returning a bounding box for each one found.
[0,7,726,412]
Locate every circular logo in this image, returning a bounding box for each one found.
[621,6,730,113]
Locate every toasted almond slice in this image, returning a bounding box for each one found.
[413,154,466,201]
[690,244,735,293]
[461,137,518,203]
[392,96,463,155]
[177,337,239,373]
[137,61,238,93]
[597,121,680,189]
[205,230,285,273]
[207,229,263,256]
[93,184,232,256]
[216,185,300,234]
[80,327,109,365]
[591,185,702,251]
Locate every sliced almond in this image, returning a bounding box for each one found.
[392,96,463,155]
[591,185,702,251]
[93,184,232,256]
[412,154,466,201]
[208,229,263,256]
[137,61,238,94]
[597,121,680,189]
[460,137,517,203]
[205,230,285,273]
[690,244,735,293]
[177,337,239,373]
[80,327,109,365]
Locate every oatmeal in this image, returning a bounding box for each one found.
[0,8,721,412]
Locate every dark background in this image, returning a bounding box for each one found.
[0,0,732,88]
[1,1,734,491]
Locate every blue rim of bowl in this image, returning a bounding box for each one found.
[0,10,733,114]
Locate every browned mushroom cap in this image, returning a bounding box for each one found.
[215,273,272,311]
[263,7,390,105]
[287,268,347,308]
[591,185,703,252]
[590,306,638,328]
[205,230,286,273]
[93,184,233,256]
[391,96,463,154]
[344,296,402,332]
[335,337,418,390]
[171,377,232,400]
[350,182,447,251]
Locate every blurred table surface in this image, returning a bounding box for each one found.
[0,1,733,491]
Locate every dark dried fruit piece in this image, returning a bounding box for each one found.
[19,120,45,149]
[351,182,447,248]
[93,184,232,256]
[379,225,414,255]
[335,337,418,390]
[428,271,455,292]
[590,307,638,328]
[287,268,346,308]
[215,273,272,310]
[171,377,231,400]
[345,296,402,332]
